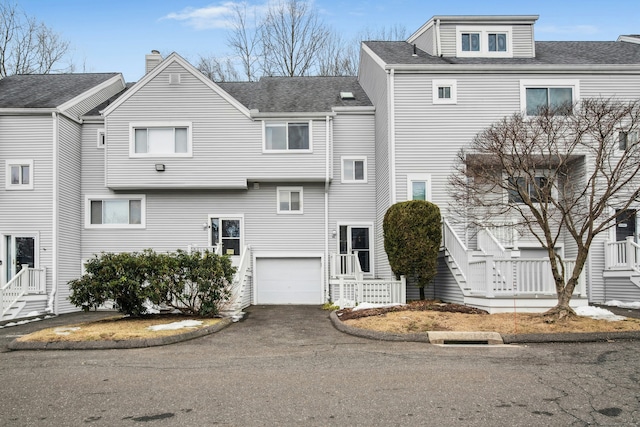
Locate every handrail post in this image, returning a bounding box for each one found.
[626,236,635,269]
[400,275,406,304]
[485,256,494,298]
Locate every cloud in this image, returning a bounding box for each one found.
[162,2,239,30]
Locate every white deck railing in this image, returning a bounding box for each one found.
[478,227,508,258]
[605,237,640,271]
[333,276,406,307]
[1,265,47,318]
[467,258,584,297]
[486,220,519,249]
[442,218,469,281]
[329,252,364,281]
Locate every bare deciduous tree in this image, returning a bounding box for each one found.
[449,98,640,320]
[260,0,330,77]
[0,2,71,77]
[195,54,240,82]
[226,2,261,81]
[316,32,357,76]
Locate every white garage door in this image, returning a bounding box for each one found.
[256,257,322,304]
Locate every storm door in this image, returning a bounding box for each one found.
[339,225,372,274]
[615,209,637,242]
[2,235,36,284]
[210,217,243,257]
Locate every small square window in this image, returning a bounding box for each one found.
[432,80,457,104]
[341,157,367,183]
[488,33,507,52]
[277,187,303,214]
[406,174,432,201]
[461,33,480,52]
[5,160,34,190]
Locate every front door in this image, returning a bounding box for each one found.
[615,209,636,242]
[2,235,36,285]
[339,225,372,273]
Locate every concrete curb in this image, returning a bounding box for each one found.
[8,318,232,351]
[330,311,640,344]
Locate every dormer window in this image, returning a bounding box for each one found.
[457,26,512,57]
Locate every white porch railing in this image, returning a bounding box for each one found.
[478,227,508,258]
[442,218,470,281]
[605,237,640,271]
[220,245,252,318]
[468,257,585,297]
[329,252,364,281]
[486,220,519,249]
[187,244,222,256]
[334,276,406,307]
[1,265,47,318]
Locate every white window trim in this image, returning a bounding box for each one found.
[456,26,512,58]
[432,80,457,105]
[406,174,432,201]
[97,128,105,148]
[618,130,639,151]
[520,79,580,116]
[5,159,34,190]
[341,156,368,183]
[262,120,313,153]
[277,186,304,214]
[129,122,192,158]
[84,194,146,229]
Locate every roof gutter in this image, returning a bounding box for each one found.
[0,108,82,124]
[250,110,337,119]
[47,112,59,315]
[384,64,640,74]
[388,68,397,205]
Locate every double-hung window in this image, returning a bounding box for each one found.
[407,174,432,201]
[461,33,480,52]
[5,160,33,190]
[264,122,311,151]
[520,80,579,116]
[277,187,303,214]
[85,195,145,228]
[341,157,367,183]
[130,123,191,157]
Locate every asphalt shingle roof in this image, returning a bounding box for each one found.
[364,40,640,66]
[219,76,372,112]
[0,73,119,109]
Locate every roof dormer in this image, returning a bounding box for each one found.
[408,15,539,59]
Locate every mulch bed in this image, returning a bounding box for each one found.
[335,300,488,321]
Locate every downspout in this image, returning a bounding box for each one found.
[46,112,59,314]
[435,19,442,56]
[324,115,332,302]
[388,69,397,204]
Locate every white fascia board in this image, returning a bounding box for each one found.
[429,15,539,25]
[107,180,248,190]
[618,35,640,45]
[250,111,335,119]
[57,74,125,112]
[0,108,57,115]
[101,53,252,118]
[385,63,640,74]
[247,177,326,183]
[332,106,375,114]
[407,19,435,44]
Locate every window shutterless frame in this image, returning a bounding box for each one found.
[5,159,34,190]
[262,120,313,152]
[129,122,192,157]
[84,194,146,228]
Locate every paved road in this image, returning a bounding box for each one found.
[1,305,639,426]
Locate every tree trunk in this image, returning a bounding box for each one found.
[543,282,577,322]
[419,286,425,300]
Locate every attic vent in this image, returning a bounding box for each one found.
[340,91,355,100]
[169,73,181,85]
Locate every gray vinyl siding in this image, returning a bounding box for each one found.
[358,48,393,279]
[413,27,435,55]
[105,62,327,189]
[56,116,82,313]
[64,77,125,119]
[602,276,640,303]
[406,256,464,303]
[512,25,535,57]
[0,115,54,298]
[81,183,326,259]
[328,112,377,268]
[438,24,457,57]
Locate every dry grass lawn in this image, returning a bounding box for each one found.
[342,310,640,335]
[17,315,222,343]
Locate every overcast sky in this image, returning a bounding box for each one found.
[15,0,640,81]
